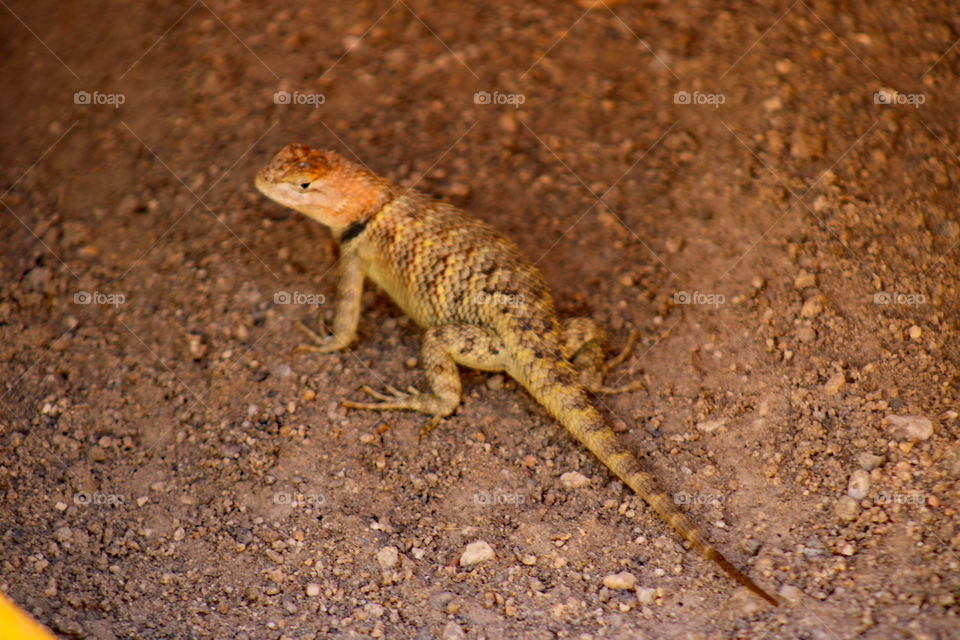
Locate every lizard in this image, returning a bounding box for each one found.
[254,143,779,606]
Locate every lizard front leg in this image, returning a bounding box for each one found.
[561,317,645,394]
[343,323,506,437]
[294,249,366,353]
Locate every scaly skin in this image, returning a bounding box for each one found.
[255,143,778,606]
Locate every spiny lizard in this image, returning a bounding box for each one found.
[254,143,778,606]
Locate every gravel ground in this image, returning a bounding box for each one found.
[1,1,958,638]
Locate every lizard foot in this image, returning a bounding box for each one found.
[293,320,352,353]
[342,385,452,441]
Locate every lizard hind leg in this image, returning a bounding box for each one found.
[561,317,645,394]
[342,323,508,438]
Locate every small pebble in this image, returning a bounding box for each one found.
[447,183,471,199]
[778,584,804,603]
[800,296,823,319]
[429,591,455,610]
[377,546,399,570]
[636,587,657,605]
[794,271,817,289]
[559,471,590,489]
[487,374,505,390]
[847,470,870,499]
[460,540,495,566]
[520,554,537,566]
[53,527,73,543]
[305,583,321,597]
[824,372,846,395]
[857,452,884,471]
[884,414,934,441]
[696,419,725,433]
[442,621,466,640]
[908,325,922,340]
[602,572,637,590]
[835,496,859,521]
[187,334,206,359]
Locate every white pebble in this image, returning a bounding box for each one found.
[460,540,495,566]
[442,621,466,640]
[377,546,399,570]
[885,414,934,441]
[636,587,657,604]
[305,583,321,597]
[847,469,870,499]
[559,471,590,489]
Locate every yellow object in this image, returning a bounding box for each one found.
[0,592,59,640]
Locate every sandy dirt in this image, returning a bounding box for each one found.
[1,1,958,638]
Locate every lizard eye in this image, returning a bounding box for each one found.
[299,182,311,190]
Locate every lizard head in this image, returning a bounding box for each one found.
[255,144,392,233]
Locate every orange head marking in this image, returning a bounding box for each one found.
[255,144,392,234]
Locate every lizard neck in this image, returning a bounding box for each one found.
[331,188,396,245]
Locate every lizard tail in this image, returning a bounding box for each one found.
[526,367,779,606]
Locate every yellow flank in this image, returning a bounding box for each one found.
[0,591,59,640]
[255,143,779,606]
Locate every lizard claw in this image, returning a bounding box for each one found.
[354,385,394,402]
[417,415,443,443]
